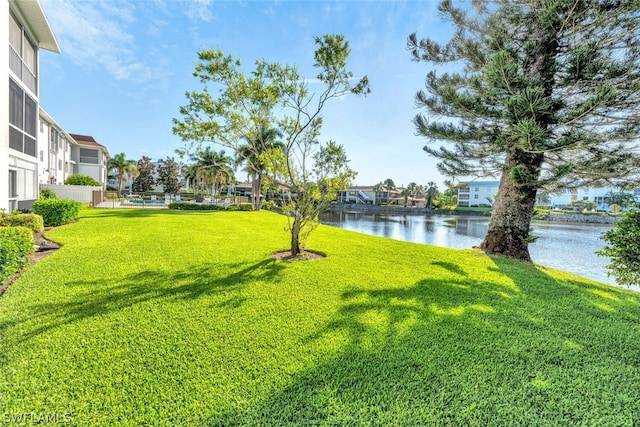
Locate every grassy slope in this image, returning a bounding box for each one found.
[0,208,639,426]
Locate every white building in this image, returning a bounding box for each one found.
[458,181,640,210]
[38,107,78,185]
[547,186,640,210]
[457,181,499,207]
[69,134,109,187]
[3,0,60,212]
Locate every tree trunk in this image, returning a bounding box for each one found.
[290,214,302,256]
[251,173,261,211]
[479,149,543,261]
[256,175,262,211]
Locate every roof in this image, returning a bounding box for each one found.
[70,134,103,147]
[12,0,60,53]
[70,134,110,157]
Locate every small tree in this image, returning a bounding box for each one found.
[156,157,181,196]
[107,152,138,196]
[597,210,640,286]
[132,156,156,193]
[174,34,369,256]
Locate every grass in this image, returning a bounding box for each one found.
[1,208,639,425]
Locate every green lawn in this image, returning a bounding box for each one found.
[1,208,639,425]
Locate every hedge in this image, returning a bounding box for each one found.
[169,202,253,211]
[0,226,34,283]
[0,212,44,233]
[32,199,81,227]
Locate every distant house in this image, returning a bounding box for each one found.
[458,180,640,211]
[337,186,401,205]
[548,185,640,211]
[69,134,109,187]
[457,181,499,207]
[3,0,60,212]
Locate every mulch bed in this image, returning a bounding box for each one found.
[270,250,325,261]
[0,230,61,297]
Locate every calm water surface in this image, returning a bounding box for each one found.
[319,211,635,291]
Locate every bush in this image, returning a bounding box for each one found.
[32,199,81,227]
[597,210,640,286]
[0,226,34,283]
[228,203,253,211]
[168,202,254,211]
[39,188,57,199]
[64,174,100,186]
[168,203,225,211]
[0,211,44,232]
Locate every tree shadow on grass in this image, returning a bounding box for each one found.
[0,258,286,349]
[210,257,640,426]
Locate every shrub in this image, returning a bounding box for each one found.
[0,226,34,283]
[228,203,253,211]
[32,199,81,227]
[597,210,640,286]
[39,188,57,200]
[0,211,44,232]
[168,203,253,211]
[64,174,100,186]
[169,203,225,211]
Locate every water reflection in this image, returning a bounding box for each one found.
[319,211,633,290]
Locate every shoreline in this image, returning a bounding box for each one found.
[326,203,622,224]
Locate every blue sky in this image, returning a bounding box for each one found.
[38,0,451,188]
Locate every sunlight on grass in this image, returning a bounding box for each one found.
[1,208,639,425]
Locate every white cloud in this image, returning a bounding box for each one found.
[40,0,152,83]
[183,0,214,22]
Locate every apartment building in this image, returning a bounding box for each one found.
[3,0,60,212]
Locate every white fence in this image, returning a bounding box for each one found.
[40,184,102,204]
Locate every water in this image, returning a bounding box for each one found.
[319,211,634,290]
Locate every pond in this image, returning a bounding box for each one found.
[319,211,635,291]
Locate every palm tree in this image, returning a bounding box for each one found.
[383,178,396,191]
[182,163,200,196]
[107,152,138,196]
[425,181,438,209]
[191,148,235,198]
[236,126,284,210]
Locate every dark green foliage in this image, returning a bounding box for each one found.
[168,202,253,211]
[598,210,640,286]
[132,156,156,193]
[0,226,34,283]
[156,157,181,195]
[39,188,57,200]
[32,199,81,227]
[64,174,101,186]
[228,203,253,211]
[409,0,640,260]
[0,212,44,233]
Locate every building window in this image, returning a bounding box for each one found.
[58,159,63,170]
[9,78,37,157]
[474,194,479,199]
[9,167,37,200]
[80,148,99,164]
[8,170,18,198]
[50,128,60,154]
[39,150,43,161]
[9,13,37,94]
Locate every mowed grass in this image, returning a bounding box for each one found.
[1,208,639,426]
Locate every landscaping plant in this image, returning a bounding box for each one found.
[32,199,81,227]
[598,210,640,286]
[0,226,34,283]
